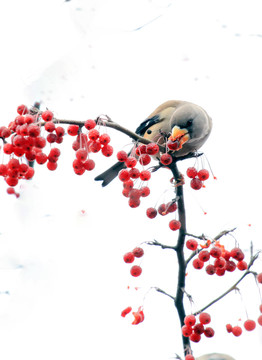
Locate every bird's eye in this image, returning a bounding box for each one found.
[186,119,193,127]
[147,129,152,134]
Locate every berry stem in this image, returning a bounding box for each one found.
[168,160,191,356]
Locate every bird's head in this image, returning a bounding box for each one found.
[168,103,211,152]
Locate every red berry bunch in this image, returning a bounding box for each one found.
[186,167,209,190]
[182,312,214,343]
[71,121,113,175]
[146,200,180,231]
[123,246,144,277]
[191,241,248,276]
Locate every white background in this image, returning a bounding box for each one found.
[0,0,262,359]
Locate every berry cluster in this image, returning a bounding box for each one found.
[186,239,248,276]
[71,120,113,175]
[146,201,181,231]
[182,312,214,343]
[123,247,144,277]
[186,166,209,190]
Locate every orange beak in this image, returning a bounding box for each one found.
[168,126,190,150]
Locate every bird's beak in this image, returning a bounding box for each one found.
[168,126,190,150]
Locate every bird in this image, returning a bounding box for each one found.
[94,100,212,186]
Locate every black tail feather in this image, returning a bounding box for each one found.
[94,161,126,187]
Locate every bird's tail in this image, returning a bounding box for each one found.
[94,161,126,187]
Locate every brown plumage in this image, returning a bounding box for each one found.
[95,100,212,186]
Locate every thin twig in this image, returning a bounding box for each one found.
[146,239,176,251]
[154,287,176,301]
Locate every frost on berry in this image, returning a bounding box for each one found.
[204,327,214,338]
[184,314,196,327]
[190,332,201,343]
[160,153,172,165]
[198,250,210,262]
[117,150,128,162]
[193,258,204,270]
[139,170,151,181]
[186,167,197,178]
[199,312,211,325]
[182,325,193,337]
[190,178,203,190]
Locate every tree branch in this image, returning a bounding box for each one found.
[193,251,260,315]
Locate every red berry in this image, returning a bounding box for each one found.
[186,239,198,251]
[34,136,46,149]
[226,324,233,333]
[193,258,204,270]
[46,133,57,143]
[89,141,101,153]
[244,319,256,331]
[27,124,40,137]
[197,169,209,181]
[130,265,142,277]
[121,306,132,317]
[76,149,88,162]
[47,162,57,171]
[67,125,79,136]
[123,252,135,263]
[19,163,29,175]
[135,144,147,156]
[182,325,193,337]
[3,143,14,154]
[0,127,11,138]
[160,153,172,165]
[128,198,140,208]
[198,250,210,262]
[117,150,128,162]
[214,257,226,269]
[102,144,113,157]
[6,176,18,187]
[139,154,151,166]
[206,264,216,275]
[146,207,157,219]
[226,260,237,272]
[169,219,181,231]
[7,187,15,195]
[84,159,95,171]
[257,273,262,284]
[216,268,226,276]
[55,126,65,137]
[24,114,34,124]
[128,189,141,199]
[158,203,167,216]
[237,260,248,271]
[42,110,53,122]
[199,312,211,325]
[8,158,20,170]
[146,143,159,155]
[84,119,96,130]
[45,121,56,132]
[118,169,130,182]
[166,140,180,151]
[88,129,100,141]
[17,104,28,115]
[258,315,262,326]
[99,133,111,145]
[186,167,197,178]
[36,152,48,164]
[210,246,222,258]
[193,323,205,334]
[190,333,201,343]
[140,186,150,197]
[0,164,8,176]
[190,178,203,190]
[132,247,144,258]
[129,168,140,179]
[140,170,151,181]
[166,201,177,213]
[125,156,137,168]
[230,247,245,261]
[185,355,195,360]
[184,314,196,327]
[123,179,134,190]
[204,327,214,338]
